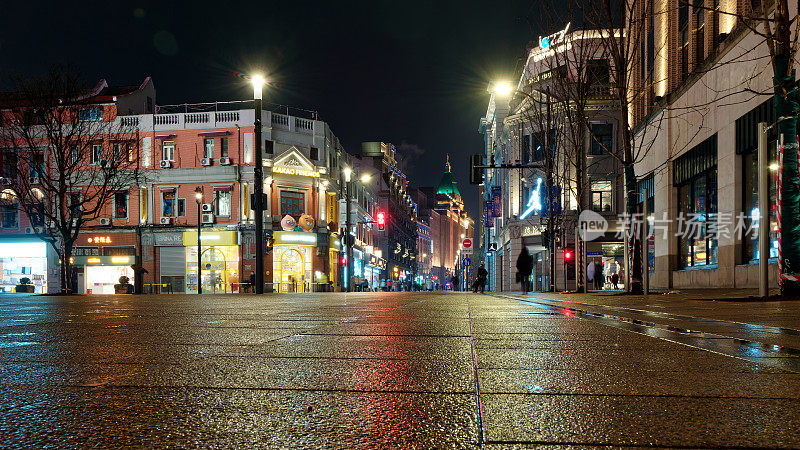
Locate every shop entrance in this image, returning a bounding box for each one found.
[201,247,228,294]
[85,265,134,294]
[279,249,305,293]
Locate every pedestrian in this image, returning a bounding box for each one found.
[516,247,533,294]
[474,264,488,294]
[451,275,459,291]
[594,261,603,290]
[586,260,595,290]
[249,272,256,293]
[387,279,393,291]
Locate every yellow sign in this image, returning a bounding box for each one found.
[183,231,238,246]
[273,166,320,178]
[87,236,112,244]
[327,193,338,228]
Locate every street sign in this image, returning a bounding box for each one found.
[463,256,471,267]
[488,242,498,252]
[462,238,473,249]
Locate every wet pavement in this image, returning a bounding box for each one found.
[1,292,799,447]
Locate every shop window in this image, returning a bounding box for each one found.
[162,190,176,217]
[677,170,718,268]
[220,138,229,158]
[114,192,128,219]
[162,141,175,162]
[215,190,232,217]
[591,181,613,212]
[177,198,186,217]
[204,139,214,159]
[92,144,103,165]
[281,191,304,217]
[590,124,613,155]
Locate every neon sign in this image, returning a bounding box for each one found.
[87,236,112,244]
[273,166,320,178]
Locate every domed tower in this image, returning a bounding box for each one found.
[435,155,465,214]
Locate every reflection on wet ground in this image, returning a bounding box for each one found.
[2,292,800,447]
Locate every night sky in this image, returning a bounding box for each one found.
[1,1,539,217]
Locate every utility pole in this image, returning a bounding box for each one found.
[253,77,264,294]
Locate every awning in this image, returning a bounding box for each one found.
[155,134,177,140]
[198,131,231,137]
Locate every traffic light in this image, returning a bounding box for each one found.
[470,154,484,185]
[265,232,274,253]
[376,210,386,231]
[340,255,347,265]
[564,249,574,262]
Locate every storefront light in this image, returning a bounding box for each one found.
[279,233,316,244]
[87,257,101,263]
[200,234,221,241]
[111,256,130,264]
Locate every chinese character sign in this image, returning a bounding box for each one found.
[491,186,502,218]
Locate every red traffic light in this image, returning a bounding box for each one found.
[340,256,347,265]
[376,210,386,231]
[564,250,573,261]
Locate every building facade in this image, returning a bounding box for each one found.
[628,0,795,288]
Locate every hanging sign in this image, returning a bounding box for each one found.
[491,186,502,218]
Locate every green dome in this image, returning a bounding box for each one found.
[436,171,461,197]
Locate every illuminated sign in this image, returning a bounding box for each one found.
[534,23,572,62]
[87,236,112,244]
[275,231,317,245]
[539,23,570,50]
[273,166,320,178]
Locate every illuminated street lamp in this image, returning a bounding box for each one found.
[492,81,512,96]
[343,166,353,292]
[251,74,266,294]
[195,187,203,294]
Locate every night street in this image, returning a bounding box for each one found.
[2,292,800,447]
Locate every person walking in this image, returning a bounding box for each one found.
[516,248,533,294]
[594,261,603,290]
[474,264,488,294]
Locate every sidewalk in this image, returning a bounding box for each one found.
[493,289,800,354]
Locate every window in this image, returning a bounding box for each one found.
[587,59,610,85]
[204,139,214,159]
[75,247,100,256]
[2,150,16,180]
[69,145,79,165]
[1,191,18,229]
[114,192,128,219]
[214,189,232,217]
[743,149,778,262]
[694,0,706,65]
[177,198,186,217]
[711,0,721,50]
[220,138,229,158]
[162,141,175,162]
[102,246,135,257]
[30,152,44,182]
[92,144,103,164]
[680,1,690,78]
[265,140,274,154]
[590,124,613,155]
[162,190,176,217]
[112,143,127,162]
[280,191,304,217]
[69,193,81,218]
[675,135,718,268]
[310,147,319,160]
[591,181,613,212]
[522,134,531,163]
[79,107,103,121]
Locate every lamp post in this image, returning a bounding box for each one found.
[195,187,203,294]
[343,166,352,292]
[252,75,265,294]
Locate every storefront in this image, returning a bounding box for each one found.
[363,255,386,290]
[183,230,241,294]
[154,231,186,294]
[0,239,49,293]
[75,255,135,294]
[273,231,316,293]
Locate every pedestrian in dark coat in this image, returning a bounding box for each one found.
[516,248,533,294]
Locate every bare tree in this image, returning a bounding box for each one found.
[0,65,142,294]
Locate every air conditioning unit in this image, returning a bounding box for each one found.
[99,218,111,226]
[201,158,213,166]
[160,217,172,225]
[25,227,34,234]
[201,203,213,213]
[202,213,215,224]
[219,157,231,165]
[160,160,172,169]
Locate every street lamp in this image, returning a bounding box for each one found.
[342,167,353,292]
[251,74,266,294]
[492,81,512,96]
[195,187,203,294]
